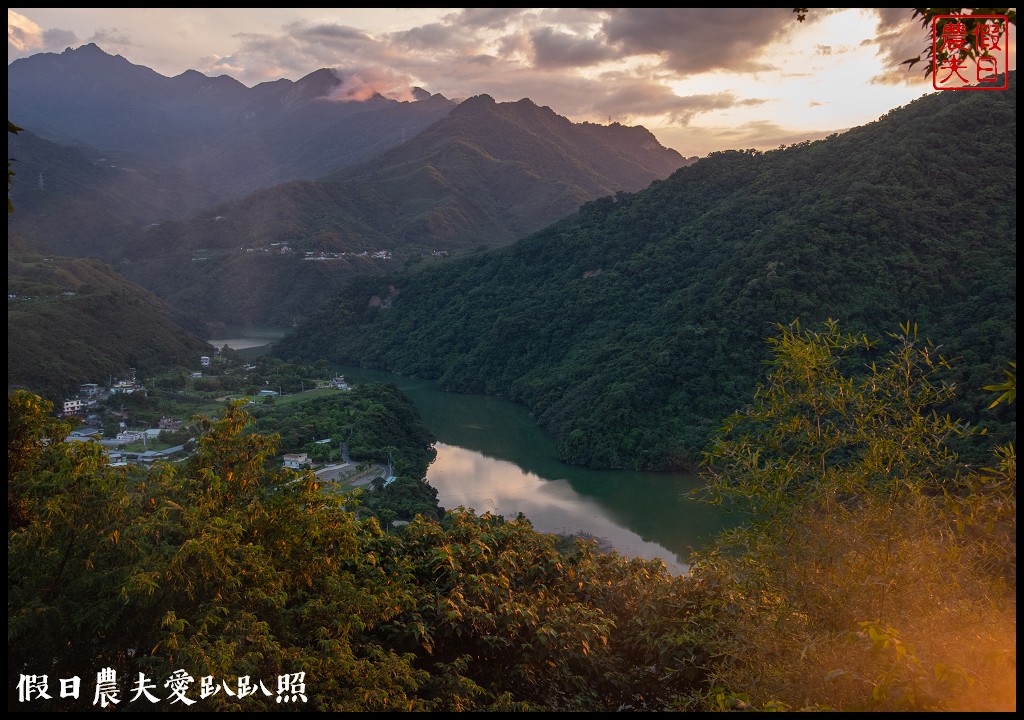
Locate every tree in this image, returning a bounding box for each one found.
[8,392,715,711]
[700,319,970,516]
[690,321,1016,711]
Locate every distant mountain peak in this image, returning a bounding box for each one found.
[65,42,104,54]
[53,42,122,64]
[295,67,341,95]
[57,42,131,65]
[302,67,340,82]
[459,94,496,108]
[411,87,432,101]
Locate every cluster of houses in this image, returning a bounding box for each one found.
[65,414,190,469]
[61,370,145,418]
[61,382,103,417]
[301,249,394,261]
[237,245,398,262]
[60,357,356,471]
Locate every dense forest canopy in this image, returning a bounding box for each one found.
[282,74,1016,470]
[9,320,1015,710]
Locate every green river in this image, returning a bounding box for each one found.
[338,366,729,575]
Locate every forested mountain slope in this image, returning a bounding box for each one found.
[7,129,217,257]
[7,252,212,401]
[283,76,1016,469]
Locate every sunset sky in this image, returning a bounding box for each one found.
[8,8,1016,156]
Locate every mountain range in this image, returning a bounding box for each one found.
[8,43,455,199]
[281,75,1017,470]
[9,44,689,330]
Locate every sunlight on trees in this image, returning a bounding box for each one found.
[6,326,1014,711]
[691,321,1016,711]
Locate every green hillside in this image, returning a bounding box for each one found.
[282,78,1016,470]
[7,251,213,400]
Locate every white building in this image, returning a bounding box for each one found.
[283,453,310,470]
[62,399,84,416]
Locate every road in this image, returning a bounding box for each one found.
[315,462,386,488]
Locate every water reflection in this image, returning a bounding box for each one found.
[206,337,275,350]
[430,442,694,574]
[331,365,729,575]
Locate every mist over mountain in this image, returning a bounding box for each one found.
[9,45,688,330]
[7,129,217,257]
[281,76,1017,470]
[7,43,456,199]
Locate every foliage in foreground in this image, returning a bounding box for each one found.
[692,321,1016,711]
[8,394,709,712]
[8,322,1015,712]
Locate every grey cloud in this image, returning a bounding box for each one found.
[530,27,616,68]
[289,23,373,44]
[89,28,134,48]
[868,9,932,85]
[497,31,531,59]
[450,8,528,29]
[42,28,79,51]
[465,54,498,66]
[461,66,762,127]
[225,32,289,58]
[601,83,760,123]
[203,32,339,83]
[390,23,475,52]
[204,23,402,85]
[601,8,793,73]
[537,8,608,30]
[876,7,914,29]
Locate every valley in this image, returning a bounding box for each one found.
[8,16,1016,711]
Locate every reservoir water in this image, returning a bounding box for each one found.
[207,328,289,352]
[338,366,729,575]
[209,335,729,574]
